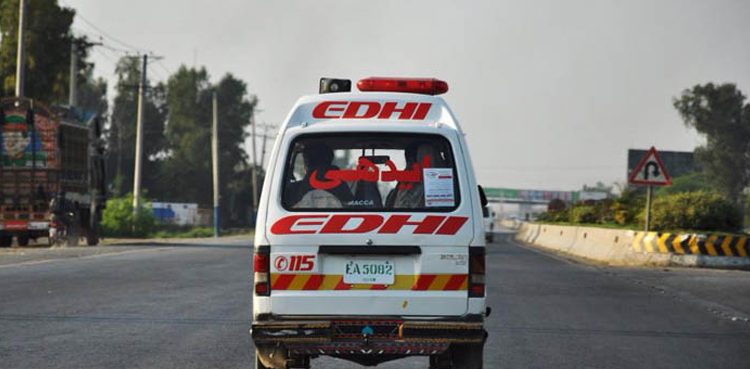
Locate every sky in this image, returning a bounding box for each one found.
[64,0,750,191]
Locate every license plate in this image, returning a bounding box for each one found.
[344,259,394,285]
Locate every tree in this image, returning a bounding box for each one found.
[0,0,91,103]
[655,171,713,196]
[76,67,108,120]
[673,83,750,207]
[161,65,257,226]
[106,56,167,196]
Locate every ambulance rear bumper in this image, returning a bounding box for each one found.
[251,319,486,355]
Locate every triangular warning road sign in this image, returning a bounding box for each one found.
[628,147,672,186]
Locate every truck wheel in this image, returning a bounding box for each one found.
[429,351,452,369]
[17,234,30,247]
[254,350,271,369]
[86,233,99,246]
[0,234,11,247]
[66,229,80,247]
[451,343,483,369]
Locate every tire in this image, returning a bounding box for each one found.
[17,234,30,247]
[66,235,79,247]
[254,350,271,369]
[86,232,99,246]
[66,228,80,247]
[429,352,452,369]
[0,234,11,247]
[451,343,484,369]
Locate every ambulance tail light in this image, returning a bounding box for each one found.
[254,248,270,296]
[469,247,485,298]
[357,77,449,95]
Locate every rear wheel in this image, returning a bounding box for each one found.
[254,350,270,369]
[451,343,484,369]
[17,234,30,246]
[66,227,80,247]
[429,351,452,369]
[86,231,99,246]
[0,234,12,247]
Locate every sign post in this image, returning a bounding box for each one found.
[628,147,672,232]
[644,186,652,232]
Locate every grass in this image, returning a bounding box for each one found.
[150,227,214,238]
[103,225,254,239]
[149,226,254,239]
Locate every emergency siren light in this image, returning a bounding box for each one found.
[357,77,449,95]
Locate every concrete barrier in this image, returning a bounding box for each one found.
[513,223,750,269]
[533,224,578,253]
[499,218,521,230]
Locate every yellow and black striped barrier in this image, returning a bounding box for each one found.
[633,232,749,257]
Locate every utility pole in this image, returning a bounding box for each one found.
[116,119,122,194]
[212,91,220,237]
[14,0,26,98]
[250,117,259,218]
[132,54,147,214]
[260,123,269,170]
[69,41,77,107]
[258,123,277,170]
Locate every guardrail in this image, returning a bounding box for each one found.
[514,223,750,269]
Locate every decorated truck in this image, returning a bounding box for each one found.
[0,97,105,247]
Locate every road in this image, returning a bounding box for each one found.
[1,233,749,368]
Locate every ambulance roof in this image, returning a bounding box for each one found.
[280,92,463,134]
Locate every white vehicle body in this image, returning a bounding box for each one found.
[252,79,487,369]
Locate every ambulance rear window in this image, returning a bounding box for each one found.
[281,133,460,211]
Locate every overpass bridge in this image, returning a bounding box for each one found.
[484,187,579,204]
[483,187,580,219]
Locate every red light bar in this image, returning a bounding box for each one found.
[357,77,449,95]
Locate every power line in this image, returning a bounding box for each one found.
[61,1,147,54]
[155,59,172,79]
[92,46,119,65]
[71,28,122,52]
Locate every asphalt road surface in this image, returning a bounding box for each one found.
[1,233,749,368]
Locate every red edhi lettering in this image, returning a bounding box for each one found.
[270,214,467,235]
[311,101,432,120]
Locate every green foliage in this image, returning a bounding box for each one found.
[673,83,750,206]
[0,0,92,103]
[536,208,569,223]
[537,188,644,227]
[151,226,214,239]
[101,194,156,237]
[107,56,167,196]
[610,200,631,225]
[158,66,258,226]
[568,205,597,223]
[656,172,714,196]
[647,191,742,232]
[104,61,260,228]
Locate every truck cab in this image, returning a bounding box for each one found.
[252,78,488,369]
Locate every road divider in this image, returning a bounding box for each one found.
[514,223,750,269]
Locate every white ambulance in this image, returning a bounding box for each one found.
[252,77,489,369]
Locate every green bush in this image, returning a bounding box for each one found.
[101,194,156,237]
[568,205,597,223]
[647,191,742,232]
[151,226,214,238]
[536,208,569,223]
